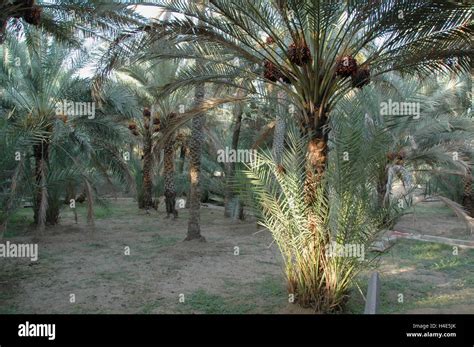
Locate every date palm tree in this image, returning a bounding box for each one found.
[0,0,143,45]
[335,72,474,227]
[186,79,206,240]
[140,0,472,310]
[0,30,135,231]
[115,57,189,215]
[91,0,471,310]
[185,0,207,241]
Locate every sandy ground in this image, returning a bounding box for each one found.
[0,199,472,314]
[0,199,311,314]
[395,201,473,239]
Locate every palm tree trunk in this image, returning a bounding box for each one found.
[164,136,178,218]
[46,202,60,225]
[462,167,473,217]
[0,160,23,239]
[186,1,206,241]
[0,223,4,241]
[272,90,287,165]
[0,18,7,44]
[141,127,153,210]
[186,81,206,241]
[303,107,329,203]
[33,141,49,231]
[177,144,186,174]
[376,168,391,227]
[224,98,244,218]
[297,109,331,310]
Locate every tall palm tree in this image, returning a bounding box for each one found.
[185,0,207,241]
[146,0,470,193]
[186,79,206,240]
[92,0,472,310]
[115,56,184,211]
[141,0,472,310]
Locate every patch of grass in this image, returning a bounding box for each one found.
[178,289,253,314]
[95,270,134,283]
[149,234,180,248]
[254,275,286,299]
[141,298,164,314]
[414,290,474,310]
[407,203,454,217]
[0,304,19,314]
[73,202,138,221]
[221,276,287,313]
[252,275,287,313]
[70,305,106,314]
[92,205,114,219]
[74,204,114,220]
[4,208,33,237]
[135,225,159,232]
[397,241,449,261]
[0,290,20,314]
[431,258,460,271]
[349,239,474,313]
[37,250,63,264]
[378,277,435,313]
[86,243,106,249]
[8,208,33,223]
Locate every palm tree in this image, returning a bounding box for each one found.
[91,0,471,310]
[185,0,207,241]
[0,30,135,230]
[141,0,471,310]
[114,56,185,211]
[335,72,474,227]
[0,0,143,45]
[146,0,470,189]
[186,79,206,240]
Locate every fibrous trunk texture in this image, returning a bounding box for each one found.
[141,127,154,210]
[164,136,178,219]
[186,81,206,242]
[33,141,49,231]
[462,167,473,217]
[224,97,244,218]
[272,90,287,166]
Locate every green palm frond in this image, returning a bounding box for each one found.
[237,122,380,311]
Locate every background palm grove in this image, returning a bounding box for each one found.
[0,0,472,314]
